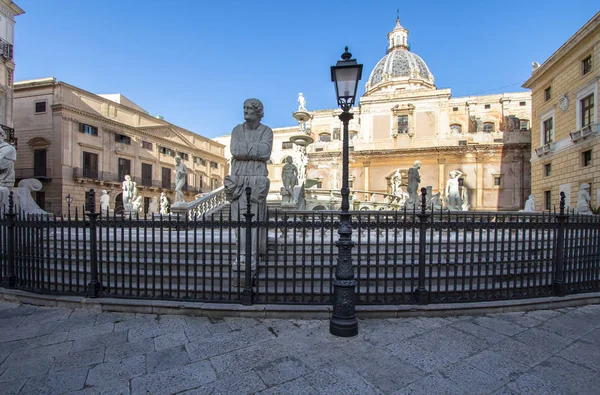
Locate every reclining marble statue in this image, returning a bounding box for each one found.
[224,98,273,270]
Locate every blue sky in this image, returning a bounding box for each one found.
[13,0,599,138]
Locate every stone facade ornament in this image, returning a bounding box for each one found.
[224,98,273,270]
[173,155,188,206]
[559,93,569,112]
[160,192,170,214]
[576,183,592,215]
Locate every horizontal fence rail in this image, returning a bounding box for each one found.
[1,190,599,306]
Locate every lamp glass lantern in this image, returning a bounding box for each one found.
[330,47,363,111]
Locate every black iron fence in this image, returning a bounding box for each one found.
[1,189,599,306]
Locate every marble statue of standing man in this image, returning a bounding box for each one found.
[0,127,16,188]
[173,155,188,205]
[576,183,592,215]
[298,93,307,111]
[445,170,463,211]
[407,160,421,208]
[100,190,110,214]
[280,156,298,205]
[224,98,273,270]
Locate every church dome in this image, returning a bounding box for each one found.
[365,17,435,94]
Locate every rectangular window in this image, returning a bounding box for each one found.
[544,163,552,177]
[82,151,99,179]
[79,123,98,136]
[114,134,131,145]
[282,141,293,150]
[519,101,526,106]
[348,180,354,188]
[117,158,131,182]
[544,190,551,210]
[162,167,171,189]
[33,149,47,178]
[582,150,592,167]
[543,118,553,144]
[159,146,175,157]
[316,181,322,188]
[210,161,219,169]
[458,140,467,146]
[177,152,189,161]
[34,191,45,211]
[494,177,501,186]
[143,197,151,214]
[545,86,552,101]
[581,94,594,128]
[34,101,46,114]
[482,123,494,133]
[582,55,592,75]
[319,133,331,142]
[332,128,341,140]
[141,140,152,150]
[520,120,529,130]
[484,104,491,109]
[194,156,206,166]
[452,107,459,111]
[398,115,409,133]
[141,163,152,186]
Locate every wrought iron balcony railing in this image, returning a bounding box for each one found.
[15,168,50,180]
[0,38,13,61]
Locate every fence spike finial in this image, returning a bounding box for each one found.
[8,190,14,214]
[559,191,566,215]
[420,187,427,214]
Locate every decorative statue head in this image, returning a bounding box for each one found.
[102,189,108,195]
[243,98,264,122]
[174,155,181,164]
[413,160,421,169]
[581,183,590,191]
[124,175,131,181]
[285,156,293,164]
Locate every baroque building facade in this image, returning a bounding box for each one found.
[0,0,24,145]
[523,11,599,212]
[13,78,226,215]
[217,18,533,211]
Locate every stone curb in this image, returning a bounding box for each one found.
[0,287,598,318]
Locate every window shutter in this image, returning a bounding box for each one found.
[79,123,84,133]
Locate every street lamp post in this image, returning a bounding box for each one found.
[330,46,363,337]
[65,194,73,218]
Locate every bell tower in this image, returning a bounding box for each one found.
[387,12,409,53]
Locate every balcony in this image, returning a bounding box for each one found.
[535,142,555,157]
[1,124,16,147]
[0,38,13,61]
[570,123,599,142]
[15,168,50,180]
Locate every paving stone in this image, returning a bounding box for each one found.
[105,338,154,362]
[0,331,68,355]
[0,305,39,319]
[0,378,26,395]
[66,380,130,395]
[256,376,318,394]
[209,340,289,377]
[86,355,146,386]
[0,323,39,343]
[154,331,188,351]
[186,325,275,361]
[407,317,453,330]
[488,338,552,368]
[258,318,301,338]
[207,321,232,335]
[488,311,544,328]
[67,322,115,341]
[560,341,600,372]
[0,315,25,329]
[573,303,600,316]
[391,373,463,395]
[384,341,456,373]
[145,345,190,374]
[526,356,597,394]
[184,370,267,395]
[36,314,97,337]
[465,349,530,381]
[0,302,20,311]
[70,330,128,353]
[505,372,565,394]
[472,316,528,336]
[405,326,491,362]
[50,346,105,373]
[450,320,508,345]
[580,327,600,346]
[94,311,136,326]
[512,327,574,355]
[522,309,562,322]
[3,341,72,365]
[0,356,54,382]
[360,319,423,346]
[437,361,506,393]
[254,356,312,386]
[223,317,260,331]
[19,366,88,394]
[184,322,212,343]
[538,312,598,340]
[301,364,382,395]
[130,360,217,394]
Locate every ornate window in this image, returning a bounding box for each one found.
[581,94,594,128]
[319,133,331,142]
[482,122,494,133]
[397,115,409,134]
[141,140,152,150]
[450,124,462,134]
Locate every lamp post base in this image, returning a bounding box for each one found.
[330,279,358,337]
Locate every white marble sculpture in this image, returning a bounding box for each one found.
[224,98,273,270]
[297,92,307,111]
[446,170,463,211]
[0,128,16,188]
[132,195,143,214]
[160,192,170,215]
[122,175,138,212]
[520,195,536,212]
[148,196,159,214]
[576,183,592,215]
[100,190,110,214]
[280,156,298,206]
[173,156,188,206]
[391,169,403,196]
[406,160,421,208]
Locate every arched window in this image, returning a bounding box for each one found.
[483,122,495,133]
[319,133,331,142]
[450,124,462,134]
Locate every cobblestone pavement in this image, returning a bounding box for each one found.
[0,301,599,394]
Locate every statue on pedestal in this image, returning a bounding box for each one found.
[100,190,110,214]
[280,156,298,206]
[445,170,463,211]
[406,160,421,208]
[224,98,273,270]
[391,169,403,196]
[297,93,307,112]
[576,183,592,215]
[173,156,188,206]
[149,196,159,214]
[159,191,170,214]
[122,175,138,212]
[520,195,536,212]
